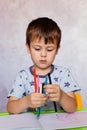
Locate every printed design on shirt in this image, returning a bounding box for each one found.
[54,67,63,83]
[64,82,70,87]
[68,74,70,77]
[26,77,28,80]
[59,70,62,73]
[19,84,22,87]
[28,90,30,93]
[29,81,34,86]
[18,73,23,87]
[20,75,22,79]
[23,92,26,96]
[55,67,58,70]
[54,77,58,82]
[20,70,25,73]
[74,85,77,88]
[10,89,14,94]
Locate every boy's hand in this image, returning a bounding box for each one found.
[44,84,63,102]
[26,92,47,108]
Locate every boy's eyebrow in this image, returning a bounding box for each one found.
[32,45,42,48]
[33,45,56,48]
[31,41,57,47]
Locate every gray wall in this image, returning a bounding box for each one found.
[0,0,87,111]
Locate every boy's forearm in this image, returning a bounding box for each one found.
[59,91,77,113]
[7,96,29,114]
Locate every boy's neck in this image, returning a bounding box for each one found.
[32,65,53,76]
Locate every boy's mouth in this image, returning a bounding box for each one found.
[40,60,47,64]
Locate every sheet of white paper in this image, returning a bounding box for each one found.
[0,113,42,130]
[0,111,87,130]
[39,111,87,130]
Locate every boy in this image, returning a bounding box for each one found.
[7,17,80,114]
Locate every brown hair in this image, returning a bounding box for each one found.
[26,17,61,48]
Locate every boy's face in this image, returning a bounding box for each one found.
[26,38,60,74]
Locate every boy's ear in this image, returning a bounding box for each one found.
[26,43,30,53]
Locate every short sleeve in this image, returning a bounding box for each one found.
[60,68,81,93]
[8,71,26,98]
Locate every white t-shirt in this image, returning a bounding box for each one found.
[8,64,80,111]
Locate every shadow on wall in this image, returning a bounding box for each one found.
[0,87,8,112]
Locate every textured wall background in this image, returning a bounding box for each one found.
[0,0,87,111]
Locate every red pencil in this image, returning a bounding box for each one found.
[33,68,38,92]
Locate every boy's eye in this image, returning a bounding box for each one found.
[47,49,53,51]
[47,48,54,51]
[34,48,40,51]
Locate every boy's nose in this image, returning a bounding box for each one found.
[40,49,47,57]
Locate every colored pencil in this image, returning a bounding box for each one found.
[48,73,57,112]
[33,68,38,93]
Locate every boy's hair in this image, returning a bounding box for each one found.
[26,17,61,48]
